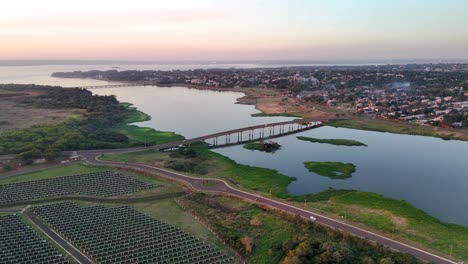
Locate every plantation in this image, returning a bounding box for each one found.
[0,171,154,206]
[0,214,68,264]
[33,202,234,264]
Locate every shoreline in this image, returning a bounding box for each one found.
[120,81,468,141]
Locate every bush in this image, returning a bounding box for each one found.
[2,164,12,171]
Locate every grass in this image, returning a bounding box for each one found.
[100,149,167,163]
[307,191,468,260]
[297,136,367,146]
[99,147,468,260]
[102,145,295,199]
[116,125,185,146]
[251,112,303,118]
[243,142,281,152]
[190,145,295,198]
[304,161,356,179]
[182,193,418,264]
[243,142,264,151]
[289,188,357,203]
[116,102,185,146]
[120,102,151,123]
[0,164,110,184]
[327,119,468,141]
[131,199,229,249]
[78,198,238,261]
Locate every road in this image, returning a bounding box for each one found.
[83,153,460,264]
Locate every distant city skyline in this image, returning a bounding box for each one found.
[1,0,468,61]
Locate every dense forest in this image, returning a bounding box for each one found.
[0,84,132,161]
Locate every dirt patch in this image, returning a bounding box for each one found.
[0,99,83,133]
[250,216,262,226]
[346,204,409,227]
[240,236,254,253]
[391,215,408,226]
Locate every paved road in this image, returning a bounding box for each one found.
[85,153,460,264]
[23,210,95,264]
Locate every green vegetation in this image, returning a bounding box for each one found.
[0,84,183,161]
[306,191,468,260]
[181,193,418,264]
[102,145,295,198]
[101,148,468,260]
[243,141,281,152]
[297,136,367,146]
[117,125,184,146]
[327,119,468,141]
[251,112,302,118]
[304,161,356,179]
[0,164,109,185]
[116,102,185,146]
[131,199,231,251]
[290,188,357,203]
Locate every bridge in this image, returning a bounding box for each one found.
[165,119,322,149]
[78,83,145,89]
[70,119,324,156]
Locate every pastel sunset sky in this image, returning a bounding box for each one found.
[1,0,468,61]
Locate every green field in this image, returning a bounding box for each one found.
[116,103,185,146]
[307,191,468,260]
[102,145,295,198]
[0,164,110,184]
[297,136,367,146]
[304,161,356,179]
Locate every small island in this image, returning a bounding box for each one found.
[304,161,356,179]
[243,141,281,153]
[297,136,367,147]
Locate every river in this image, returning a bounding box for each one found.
[1,64,468,226]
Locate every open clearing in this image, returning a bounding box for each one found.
[0,95,83,134]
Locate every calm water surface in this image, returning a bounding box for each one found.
[1,65,467,226]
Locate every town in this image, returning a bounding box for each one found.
[53,63,468,128]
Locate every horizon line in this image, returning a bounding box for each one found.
[1,58,468,67]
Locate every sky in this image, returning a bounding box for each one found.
[1,0,468,61]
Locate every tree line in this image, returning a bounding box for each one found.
[0,84,134,162]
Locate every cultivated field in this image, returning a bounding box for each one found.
[0,171,154,206]
[0,214,68,264]
[33,202,234,264]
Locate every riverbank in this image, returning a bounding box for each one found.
[100,146,468,261]
[117,103,184,145]
[0,84,184,162]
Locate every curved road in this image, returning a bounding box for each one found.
[82,152,460,264]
